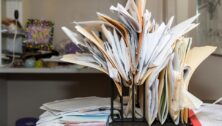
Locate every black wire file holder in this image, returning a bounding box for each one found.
[110,79,147,123]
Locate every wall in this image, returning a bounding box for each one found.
[0,80,7,126]
[0,0,4,66]
[145,0,164,22]
[196,0,222,54]
[5,0,23,23]
[190,56,222,100]
[1,0,6,18]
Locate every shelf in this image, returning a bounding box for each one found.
[0,66,101,74]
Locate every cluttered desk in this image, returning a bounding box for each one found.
[1,0,222,126]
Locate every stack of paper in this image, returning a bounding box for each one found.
[60,0,216,125]
[37,97,115,126]
[190,103,222,126]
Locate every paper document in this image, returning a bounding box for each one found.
[59,0,216,125]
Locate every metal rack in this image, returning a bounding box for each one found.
[110,80,146,123]
[110,80,192,126]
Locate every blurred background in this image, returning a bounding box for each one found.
[1,0,222,126]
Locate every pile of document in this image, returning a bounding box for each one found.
[61,0,216,125]
[190,99,222,126]
[37,97,115,126]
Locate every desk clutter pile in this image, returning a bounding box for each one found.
[60,0,218,125]
[37,97,117,126]
[36,97,222,126]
